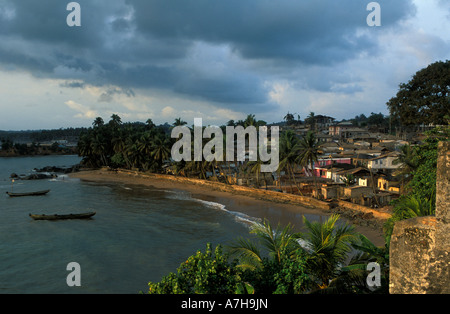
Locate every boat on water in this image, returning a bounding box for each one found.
[29,212,96,221]
[6,189,51,197]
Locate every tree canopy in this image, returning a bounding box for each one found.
[387,60,450,126]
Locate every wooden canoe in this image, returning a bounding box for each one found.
[6,189,50,197]
[29,212,96,221]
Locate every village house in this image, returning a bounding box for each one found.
[376,139,410,151]
[280,124,309,137]
[354,146,388,157]
[321,182,345,200]
[318,142,340,154]
[351,153,373,168]
[312,157,352,178]
[311,115,336,130]
[339,127,371,140]
[329,121,352,136]
[346,134,379,145]
[319,163,355,182]
[336,167,372,185]
[316,132,333,143]
[328,121,370,140]
[377,173,401,193]
[343,185,373,199]
[367,151,402,173]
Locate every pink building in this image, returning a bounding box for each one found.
[304,157,352,177]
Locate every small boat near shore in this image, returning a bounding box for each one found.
[6,189,51,197]
[29,212,96,221]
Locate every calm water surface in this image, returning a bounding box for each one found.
[0,155,257,293]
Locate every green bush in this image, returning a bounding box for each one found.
[148,243,243,294]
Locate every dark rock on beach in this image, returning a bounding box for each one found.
[21,173,54,180]
[10,164,82,180]
[34,164,81,174]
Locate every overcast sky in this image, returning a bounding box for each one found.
[0,0,449,130]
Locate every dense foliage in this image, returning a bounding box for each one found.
[0,127,86,144]
[384,125,449,244]
[77,115,172,170]
[147,215,388,294]
[148,243,243,294]
[387,60,450,127]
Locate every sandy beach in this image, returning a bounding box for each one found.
[69,169,386,246]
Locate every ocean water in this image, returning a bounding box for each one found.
[0,155,259,294]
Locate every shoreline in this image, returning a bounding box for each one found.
[0,152,76,158]
[69,169,386,246]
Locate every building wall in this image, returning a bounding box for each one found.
[368,156,401,170]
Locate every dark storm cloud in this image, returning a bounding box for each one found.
[98,87,135,103]
[0,0,102,47]
[60,81,86,89]
[128,0,415,64]
[0,0,416,109]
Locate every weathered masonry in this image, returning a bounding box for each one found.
[389,141,449,294]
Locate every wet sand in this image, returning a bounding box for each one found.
[69,169,386,246]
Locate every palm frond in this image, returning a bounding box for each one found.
[227,237,262,271]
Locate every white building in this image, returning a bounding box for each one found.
[367,152,402,171]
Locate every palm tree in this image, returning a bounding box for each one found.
[228,220,314,294]
[318,233,389,294]
[283,112,296,125]
[77,133,95,166]
[151,134,171,171]
[228,220,302,271]
[343,234,389,293]
[226,120,236,127]
[246,157,264,188]
[124,138,140,169]
[137,132,154,170]
[90,132,108,166]
[108,114,122,129]
[145,119,156,130]
[393,194,435,218]
[184,159,208,179]
[299,214,357,290]
[305,112,316,130]
[393,144,418,191]
[384,194,435,245]
[244,114,256,127]
[92,117,104,128]
[278,130,302,194]
[342,174,356,186]
[111,130,132,168]
[297,131,320,197]
[173,117,187,127]
[242,114,266,128]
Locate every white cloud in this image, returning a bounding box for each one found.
[161,106,176,118]
[65,100,99,120]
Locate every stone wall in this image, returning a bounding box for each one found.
[337,200,392,221]
[389,141,450,294]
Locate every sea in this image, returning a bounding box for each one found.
[0,155,324,294]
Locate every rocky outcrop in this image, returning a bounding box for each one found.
[9,164,81,180]
[34,164,81,174]
[21,173,55,180]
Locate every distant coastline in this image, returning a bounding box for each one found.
[0,149,77,158]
